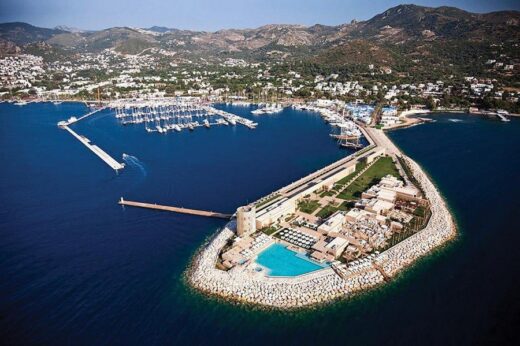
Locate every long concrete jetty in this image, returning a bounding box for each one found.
[118,198,232,219]
[70,106,106,124]
[57,107,106,127]
[61,125,125,171]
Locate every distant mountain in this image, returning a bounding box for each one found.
[350,4,520,42]
[54,25,85,33]
[146,26,173,33]
[0,22,65,45]
[0,4,518,68]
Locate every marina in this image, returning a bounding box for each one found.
[251,103,284,115]
[55,98,260,174]
[293,103,366,149]
[329,122,363,148]
[110,98,258,133]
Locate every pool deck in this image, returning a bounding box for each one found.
[255,243,328,277]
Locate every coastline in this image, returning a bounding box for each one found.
[385,107,518,131]
[185,129,457,309]
[383,109,431,131]
[5,99,518,118]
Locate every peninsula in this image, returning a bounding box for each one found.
[187,120,456,308]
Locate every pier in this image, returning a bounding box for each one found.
[206,107,258,129]
[71,106,106,124]
[496,112,511,122]
[118,198,232,219]
[57,106,124,172]
[60,125,125,171]
[57,107,106,126]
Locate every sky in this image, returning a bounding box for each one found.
[1,0,519,31]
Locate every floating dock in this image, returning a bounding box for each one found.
[118,198,232,219]
[61,125,125,171]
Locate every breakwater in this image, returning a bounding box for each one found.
[118,198,232,219]
[60,125,125,171]
[187,138,456,309]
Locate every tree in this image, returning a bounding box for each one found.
[425,96,436,110]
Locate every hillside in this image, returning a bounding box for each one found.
[0,4,518,76]
[1,5,518,53]
[0,22,65,45]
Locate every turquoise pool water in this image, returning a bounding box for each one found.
[255,243,328,277]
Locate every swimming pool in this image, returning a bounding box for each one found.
[255,243,328,277]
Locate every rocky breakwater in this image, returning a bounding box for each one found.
[186,154,456,309]
[373,155,456,277]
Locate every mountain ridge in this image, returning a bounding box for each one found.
[0,4,518,70]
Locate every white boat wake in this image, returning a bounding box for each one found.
[122,153,147,176]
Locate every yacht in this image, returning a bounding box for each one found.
[261,104,284,114]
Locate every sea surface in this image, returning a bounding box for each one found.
[0,104,518,345]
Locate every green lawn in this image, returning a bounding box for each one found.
[336,161,367,185]
[337,156,400,201]
[333,184,344,191]
[316,201,352,219]
[297,200,320,214]
[319,190,336,198]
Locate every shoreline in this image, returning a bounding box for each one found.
[185,128,457,309]
[386,108,517,131]
[4,99,518,122]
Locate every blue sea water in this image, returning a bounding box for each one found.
[255,243,326,276]
[0,103,518,345]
